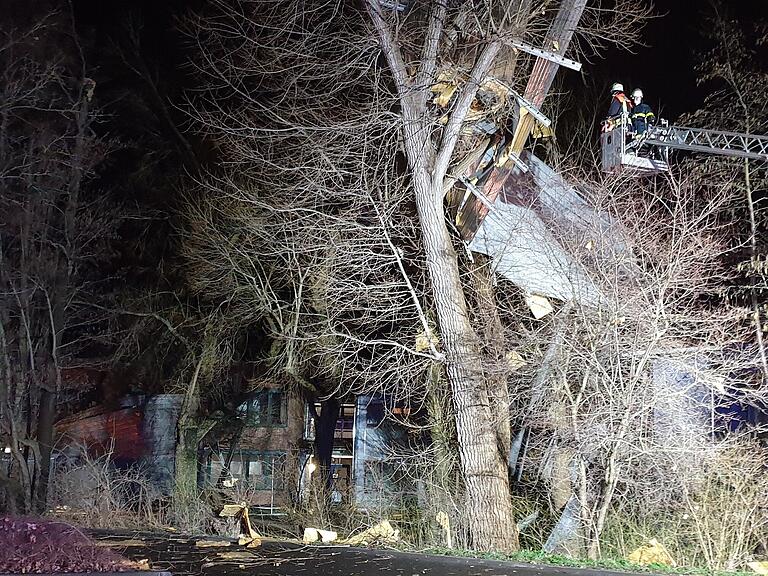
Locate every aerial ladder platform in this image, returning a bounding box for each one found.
[601,122,768,176]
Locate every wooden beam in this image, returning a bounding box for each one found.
[457,0,588,240]
[512,0,588,153]
[506,40,582,71]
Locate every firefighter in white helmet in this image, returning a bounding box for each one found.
[607,83,632,118]
[629,88,656,135]
[602,82,633,134]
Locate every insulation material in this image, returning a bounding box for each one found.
[525,294,554,319]
[414,331,439,353]
[749,562,768,574]
[505,350,527,370]
[627,539,676,567]
[345,520,399,546]
[430,69,513,134]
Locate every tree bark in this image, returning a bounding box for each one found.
[471,256,511,461]
[33,381,56,512]
[365,0,517,551]
[175,357,206,500]
[412,168,519,552]
[314,397,341,489]
[175,424,202,498]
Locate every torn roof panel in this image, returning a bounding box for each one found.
[465,149,642,310]
[520,151,630,256]
[468,199,604,308]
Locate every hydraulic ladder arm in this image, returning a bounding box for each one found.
[641,125,768,161]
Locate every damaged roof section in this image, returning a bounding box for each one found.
[423,2,597,316]
[468,151,634,314]
[430,68,518,136]
[469,190,604,309]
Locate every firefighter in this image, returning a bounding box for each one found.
[629,88,656,135]
[603,82,633,133]
[607,82,632,119]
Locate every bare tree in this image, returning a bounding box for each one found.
[501,168,767,559]
[679,4,768,382]
[0,11,113,512]
[181,0,651,550]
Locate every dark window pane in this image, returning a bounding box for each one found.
[239,390,287,428]
[366,400,384,427]
[268,392,284,425]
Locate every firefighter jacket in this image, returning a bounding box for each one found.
[608,92,632,118]
[631,103,656,134]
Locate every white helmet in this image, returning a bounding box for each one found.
[632,88,644,99]
[610,82,624,93]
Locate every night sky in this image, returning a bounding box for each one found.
[593,0,768,121]
[597,0,704,120]
[70,0,768,127]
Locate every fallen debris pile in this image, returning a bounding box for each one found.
[218,503,262,548]
[345,520,400,546]
[301,520,400,547]
[0,516,144,573]
[302,528,338,544]
[626,538,676,567]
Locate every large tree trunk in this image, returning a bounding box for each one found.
[471,256,512,462]
[314,397,340,490]
[175,424,202,498]
[34,352,60,512]
[175,357,209,502]
[412,168,519,552]
[365,0,522,551]
[33,383,56,512]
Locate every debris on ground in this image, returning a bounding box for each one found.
[0,516,144,573]
[94,539,146,547]
[344,520,399,546]
[214,551,254,561]
[219,503,262,548]
[195,539,232,548]
[626,538,676,567]
[303,527,338,544]
[132,558,152,570]
[748,561,768,574]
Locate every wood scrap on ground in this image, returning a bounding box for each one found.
[344,520,399,546]
[195,540,232,548]
[218,503,262,548]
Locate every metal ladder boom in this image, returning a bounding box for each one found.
[643,125,768,161]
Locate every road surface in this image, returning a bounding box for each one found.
[91,532,648,576]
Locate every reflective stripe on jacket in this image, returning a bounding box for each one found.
[630,103,656,133]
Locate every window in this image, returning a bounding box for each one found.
[238,389,287,427]
[209,451,287,490]
[241,452,286,490]
[366,399,384,427]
